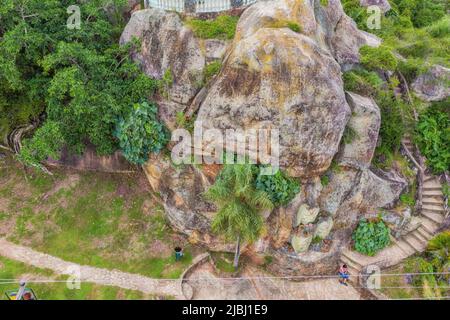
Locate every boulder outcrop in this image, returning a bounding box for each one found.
[412,65,450,102]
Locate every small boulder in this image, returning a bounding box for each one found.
[295,204,320,226]
[314,218,334,239]
[412,65,450,102]
[291,233,313,254]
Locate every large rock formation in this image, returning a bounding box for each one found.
[197,27,351,178]
[319,92,407,222]
[119,2,408,276]
[412,65,450,102]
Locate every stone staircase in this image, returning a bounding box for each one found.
[340,135,446,284]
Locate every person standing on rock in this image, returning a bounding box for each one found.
[339,264,350,286]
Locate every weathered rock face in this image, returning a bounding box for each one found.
[120,9,206,128]
[360,0,391,13]
[412,65,450,102]
[143,154,213,236]
[337,92,381,169]
[197,27,351,178]
[318,92,407,225]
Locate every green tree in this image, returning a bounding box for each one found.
[0,0,156,161]
[115,101,169,165]
[205,164,274,269]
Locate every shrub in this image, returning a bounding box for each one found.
[186,15,239,40]
[267,20,302,33]
[255,168,300,207]
[343,69,384,97]
[320,175,330,187]
[342,126,358,144]
[414,102,450,174]
[204,61,222,84]
[352,219,391,256]
[115,101,169,165]
[400,192,416,207]
[375,92,405,160]
[360,45,399,71]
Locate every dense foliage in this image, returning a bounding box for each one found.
[414,102,450,174]
[0,0,157,166]
[404,231,450,299]
[17,121,64,168]
[352,219,391,256]
[115,102,169,165]
[255,169,300,207]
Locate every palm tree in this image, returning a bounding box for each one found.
[205,164,274,269]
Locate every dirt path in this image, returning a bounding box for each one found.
[0,238,183,299]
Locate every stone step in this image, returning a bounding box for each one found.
[411,230,428,244]
[341,253,363,272]
[404,234,426,253]
[419,218,439,234]
[423,180,441,189]
[423,186,443,192]
[423,198,444,206]
[340,258,362,279]
[422,190,444,197]
[417,226,433,240]
[421,210,444,225]
[424,175,436,182]
[395,239,416,256]
[422,204,445,213]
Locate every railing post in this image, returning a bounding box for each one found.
[231,0,243,8]
[185,0,197,13]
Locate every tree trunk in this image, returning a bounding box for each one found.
[233,235,241,270]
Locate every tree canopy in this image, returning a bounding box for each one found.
[0,0,158,166]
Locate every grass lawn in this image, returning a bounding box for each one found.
[378,265,422,299]
[0,256,150,300]
[0,155,194,279]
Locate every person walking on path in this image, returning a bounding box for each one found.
[339,264,350,286]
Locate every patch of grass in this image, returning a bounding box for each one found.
[342,126,358,144]
[204,61,222,84]
[186,15,239,40]
[211,252,236,273]
[378,264,419,299]
[267,20,302,33]
[320,175,330,187]
[0,163,194,279]
[0,256,147,300]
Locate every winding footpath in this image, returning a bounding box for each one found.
[341,135,447,280]
[0,238,183,299]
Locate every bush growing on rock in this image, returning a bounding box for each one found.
[360,45,398,71]
[352,218,391,256]
[255,168,300,207]
[115,101,169,165]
